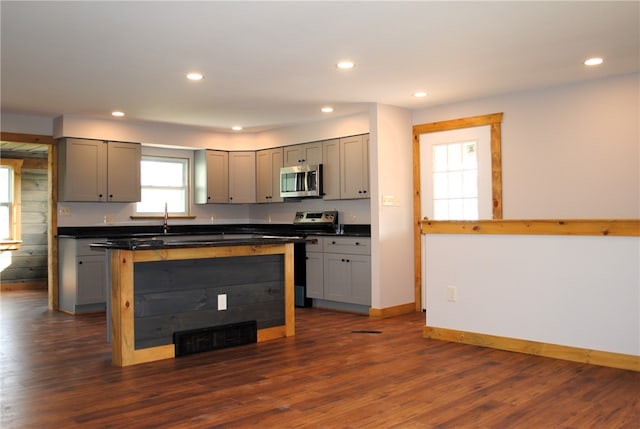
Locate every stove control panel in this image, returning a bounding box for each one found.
[293,211,338,225]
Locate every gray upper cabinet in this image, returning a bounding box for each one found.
[321,138,340,200]
[340,134,369,199]
[58,138,141,202]
[256,147,283,203]
[228,151,256,204]
[283,142,323,167]
[195,150,229,204]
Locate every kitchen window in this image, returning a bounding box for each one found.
[135,156,189,215]
[0,159,23,248]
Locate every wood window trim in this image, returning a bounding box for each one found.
[0,158,24,250]
[412,112,504,311]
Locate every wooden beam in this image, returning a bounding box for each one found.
[0,132,55,145]
[420,219,640,237]
[413,112,503,134]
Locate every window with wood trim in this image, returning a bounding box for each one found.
[0,158,23,247]
[135,155,189,215]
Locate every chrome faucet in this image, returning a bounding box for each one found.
[163,202,169,234]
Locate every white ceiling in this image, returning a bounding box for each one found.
[1,1,638,133]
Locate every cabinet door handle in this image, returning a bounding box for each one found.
[332,241,336,244]
[78,261,83,265]
[208,196,211,200]
[346,259,350,263]
[341,258,345,262]
[355,242,360,245]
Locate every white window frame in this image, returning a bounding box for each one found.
[0,158,23,246]
[135,154,190,216]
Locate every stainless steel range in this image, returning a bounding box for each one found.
[293,210,338,235]
[292,211,338,308]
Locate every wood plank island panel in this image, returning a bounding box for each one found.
[421,219,640,237]
[108,242,294,367]
[133,255,285,349]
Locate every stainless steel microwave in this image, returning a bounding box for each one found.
[280,164,323,198]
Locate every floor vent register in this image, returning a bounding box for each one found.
[173,320,257,357]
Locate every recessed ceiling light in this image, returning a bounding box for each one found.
[186,72,204,81]
[413,91,428,98]
[336,61,355,70]
[321,106,334,113]
[584,57,603,66]
[112,111,125,117]
[231,125,243,131]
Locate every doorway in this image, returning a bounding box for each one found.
[0,132,57,309]
[412,113,504,310]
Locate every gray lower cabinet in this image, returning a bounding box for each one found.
[59,238,107,313]
[323,253,371,305]
[306,236,371,306]
[305,238,324,299]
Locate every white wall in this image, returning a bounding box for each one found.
[415,73,640,357]
[425,234,640,355]
[413,73,640,219]
[370,104,415,309]
[1,112,54,135]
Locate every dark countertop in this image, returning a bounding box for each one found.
[91,235,312,251]
[58,223,371,240]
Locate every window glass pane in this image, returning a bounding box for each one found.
[448,199,464,220]
[433,172,448,199]
[141,160,185,187]
[433,200,449,220]
[447,143,462,171]
[0,205,10,239]
[433,145,448,172]
[462,170,478,198]
[463,198,479,220]
[447,171,463,198]
[137,189,186,213]
[0,167,11,203]
[462,141,477,169]
[428,139,480,221]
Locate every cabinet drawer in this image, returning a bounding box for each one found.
[323,237,370,255]
[305,237,324,253]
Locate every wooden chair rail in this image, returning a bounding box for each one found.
[420,219,640,237]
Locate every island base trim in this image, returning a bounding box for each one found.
[424,326,640,372]
[258,325,292,342]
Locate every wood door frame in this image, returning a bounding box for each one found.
[412,113,504,310]
[1,131,58,310]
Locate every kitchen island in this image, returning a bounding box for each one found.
[92,237,298,367]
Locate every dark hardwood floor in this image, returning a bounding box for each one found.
[1,290,638,428]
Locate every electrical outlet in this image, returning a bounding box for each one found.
[447,285,457,302]
[218,294,227,311]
